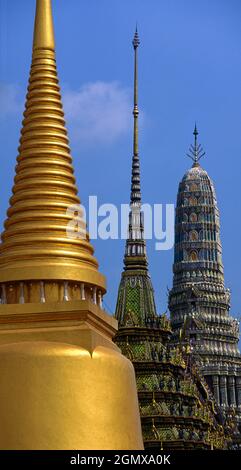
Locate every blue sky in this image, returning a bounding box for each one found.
[0,0,241,320]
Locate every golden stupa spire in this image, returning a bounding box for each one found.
[33,0,55,51]
[0,1,143,451]
[0,0,105,303]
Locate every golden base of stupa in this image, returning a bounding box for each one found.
[0,301,143,450]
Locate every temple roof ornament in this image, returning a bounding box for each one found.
[121,29,149,275]
[186,123,206,165]
[115,29,156,326]
[131,27,141,204]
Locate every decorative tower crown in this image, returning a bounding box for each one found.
[186,123,205,165]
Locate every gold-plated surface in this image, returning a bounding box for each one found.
[0,0,143,451]
[0,268,105,290]
[0,300,118,348]
[33,0,55,51]
[0,299,143,449]
[0,341,143,450]
[0,0,105,293]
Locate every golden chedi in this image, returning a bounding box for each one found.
[0,0,143,450]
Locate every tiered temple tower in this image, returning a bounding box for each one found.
[168,126,241,428]
[114,35,228,450]
[0,0,143,450]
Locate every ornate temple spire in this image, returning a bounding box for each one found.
[187,123,205,166]
[131,27,141,204]
[124,28,147,270]
[115,29,157,326]
[0,0,105,300]
[169,127,241,424]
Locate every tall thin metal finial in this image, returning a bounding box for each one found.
[132,27,140,156]
[123,28,148,270]
[194,122,198,148]
[187,123,205,164]
[130,27,141,204]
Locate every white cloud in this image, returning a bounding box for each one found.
[62,81,133,145]
[0,81,144,147]
[0,83,23,118]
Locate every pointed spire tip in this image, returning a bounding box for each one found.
[33,0,55,52]
[193,122,198,136]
